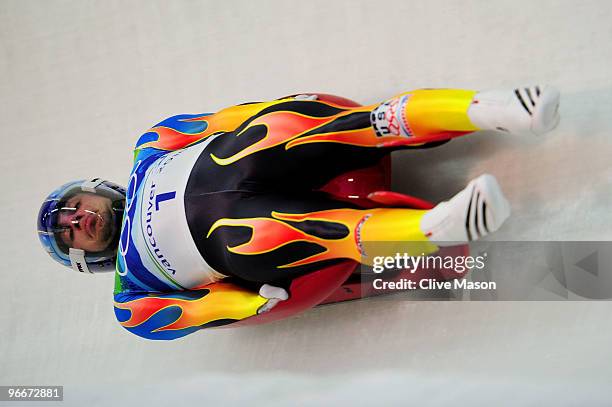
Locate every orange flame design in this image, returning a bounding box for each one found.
[207,209,366,268]
[114,283,266,332]
[138,114,234,151]
[139,100,410,161]
[285,127,383,149]
[210,111,338,165]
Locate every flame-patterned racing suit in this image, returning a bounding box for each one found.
[114,90,480,339]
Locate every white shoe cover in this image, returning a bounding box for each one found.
[420,174,511,245]
[468,85,560,136]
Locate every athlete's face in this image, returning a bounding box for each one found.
[56,192,116,253]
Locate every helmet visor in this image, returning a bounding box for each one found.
[40,181,125,262]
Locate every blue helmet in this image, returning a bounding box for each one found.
[37,178,126,273]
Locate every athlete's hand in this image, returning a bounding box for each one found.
[257,284,289,314]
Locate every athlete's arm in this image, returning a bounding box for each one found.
[113,282,269,340]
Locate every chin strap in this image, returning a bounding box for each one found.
[69,248,92,273]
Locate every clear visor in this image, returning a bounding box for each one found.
[47,184,125,260]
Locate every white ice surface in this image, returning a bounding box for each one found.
[1,1,612,405]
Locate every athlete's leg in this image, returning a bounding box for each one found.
[203,87,560,190]
[187,174,510,284]
[188,190,432,284]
